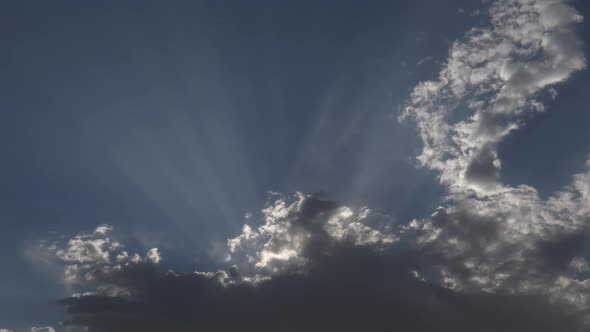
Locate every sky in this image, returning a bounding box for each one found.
[1,0,590,331]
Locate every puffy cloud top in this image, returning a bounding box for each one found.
[227,192,396,276]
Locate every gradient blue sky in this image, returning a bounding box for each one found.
[2,1,590,330]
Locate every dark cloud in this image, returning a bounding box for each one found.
[58,243,586,332]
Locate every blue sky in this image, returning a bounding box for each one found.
[2,1,590,331]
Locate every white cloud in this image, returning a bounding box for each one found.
[401,0,585,194]
[94,224,113,235]
[400,0,590,311]
[227,193,396,277]
[42,225,162,291]
[145,248,161,264]
[30,327,55,332]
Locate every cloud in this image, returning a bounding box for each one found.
[397,0,590,316]
[59,254,585,332]
[227,192,396,276]
[416,55,437,67]
[39,225,161,296]
[55,225,118,265]
[401,0,585,194]
[30,327,55,332]
[407,179,590,297]
[55,195,586,331]
[37,0,590,330]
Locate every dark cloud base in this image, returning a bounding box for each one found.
[59,244,586,332]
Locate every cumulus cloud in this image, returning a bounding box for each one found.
[39,0,590,330]
[227,192,396,276]
[421,165,590,307]
[55,195,586,331]
[398,0,590,317]
[39,224,162,296]
[401,0,585,194]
